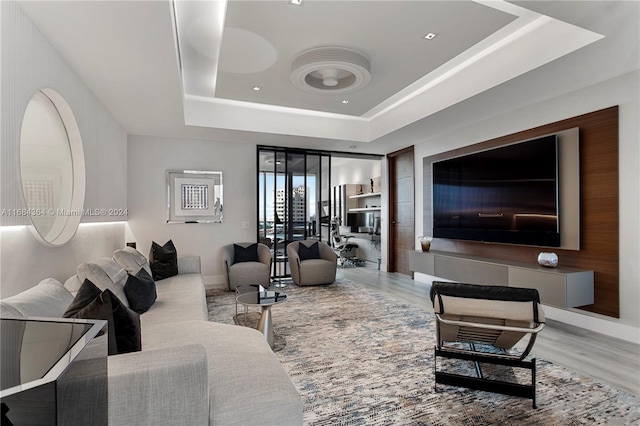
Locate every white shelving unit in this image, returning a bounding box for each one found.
[349,192,381,212]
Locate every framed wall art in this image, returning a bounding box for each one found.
[166,170,223,223]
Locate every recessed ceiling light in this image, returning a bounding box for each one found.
[290,0,303,5]
[342,100,350,104]
[252,86,262,91]
[424,33,437,40]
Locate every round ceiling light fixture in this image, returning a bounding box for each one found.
[290,47,371,94]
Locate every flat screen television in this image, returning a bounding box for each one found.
[432,135,560,247]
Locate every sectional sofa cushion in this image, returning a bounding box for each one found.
[113,247,152,276]
[124,268,157,314]
[142,320,303,426]
[64,280,141,356]
[63,275,83,295]
[77,257,129,308]
[0,278,73,318]
[149,240,178,280]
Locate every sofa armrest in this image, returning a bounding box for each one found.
[107,345,209,426]
[178,256,201,274]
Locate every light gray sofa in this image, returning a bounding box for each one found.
[0,247,303,426]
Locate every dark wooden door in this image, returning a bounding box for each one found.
[387,146,414,275]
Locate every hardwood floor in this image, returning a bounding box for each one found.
[338,264,640,397]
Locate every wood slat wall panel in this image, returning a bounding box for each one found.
[422,107,619,317]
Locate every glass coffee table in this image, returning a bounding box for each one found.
[236,290,287,349]
[235,284,266,325]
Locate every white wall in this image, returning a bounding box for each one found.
[127,135,257,288]
[332,158,382,188]
[1,223,125,297]
[0,2,128,296]
[413,71,640,343]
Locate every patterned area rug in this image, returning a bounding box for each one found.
[207,280,640,425]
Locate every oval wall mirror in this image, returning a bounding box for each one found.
[19,89,85,246]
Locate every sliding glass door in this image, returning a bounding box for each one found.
[257,148,331,256]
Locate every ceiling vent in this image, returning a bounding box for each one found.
[290,47,371,94]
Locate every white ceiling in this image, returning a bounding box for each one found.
[212,1,517,115]
[17,1,639,154]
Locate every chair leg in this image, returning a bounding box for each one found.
[434,348,538,408]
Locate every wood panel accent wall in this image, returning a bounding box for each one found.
[423,106,619,317]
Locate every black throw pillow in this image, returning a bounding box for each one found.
[149,240,178,280]
[298,242,321,261]
[63,279,102,318]
[65,288,141,355]
[233,243,259,263]
[124,268,157,314]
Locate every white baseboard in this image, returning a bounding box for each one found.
[203,275,226,291]
[543,305,640,344]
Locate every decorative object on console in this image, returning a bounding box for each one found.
[166,170,223,223]
[418,236,432,252]
[537,252,559,267]
[149,240,179,280]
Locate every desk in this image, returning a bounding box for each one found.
[344,233,381,262]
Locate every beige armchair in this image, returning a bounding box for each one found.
[222,242,272,291]
[287,240,337,286]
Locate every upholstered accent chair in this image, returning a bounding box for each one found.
[287,240,337,286]
[222,242,272,291]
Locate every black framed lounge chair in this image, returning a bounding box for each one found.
[430,281,546,408]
